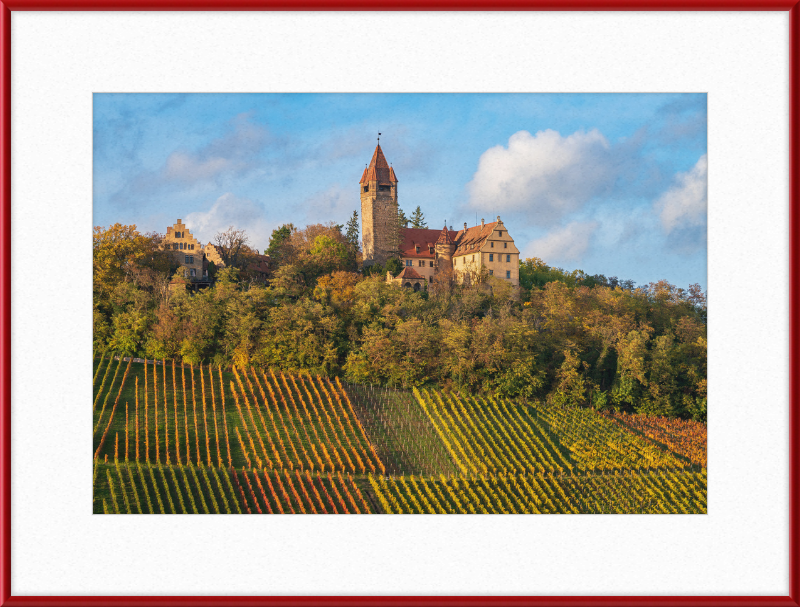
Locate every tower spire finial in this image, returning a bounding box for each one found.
[378,132,381,143]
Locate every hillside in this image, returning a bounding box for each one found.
[93,356,706,514]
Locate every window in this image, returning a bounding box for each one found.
[379,185,390,192]
[184,255,191,264]
[429,247,434,254]
[418,260,424,267]
[507,254,511,262]
[504,242,507,249]
[363,186,368,192]
[472,255,475,262]
[489,253,494,262]
[499,231,503,237]
[429,261,433,267]
[491,241,494,248]
[173,243,179,250]
[489,269,493,276]
[415,246,420,253]
[406,260,412,267]
[506,270,511,279]
[190,269,196,277]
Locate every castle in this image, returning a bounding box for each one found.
[360,142,520,290]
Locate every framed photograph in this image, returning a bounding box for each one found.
[1,2,797,604]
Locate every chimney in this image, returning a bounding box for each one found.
[464,222,467,230]
[449,225,453,231]
[497,215,501,222]
[481,218,485,228]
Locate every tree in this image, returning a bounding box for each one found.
[385,257,403,277]
[410,205,427,229]
[213,226,250,269]
[93,223,173,305]
[397,208,408,229]
[266,224,295,266]
[345,211,360,251]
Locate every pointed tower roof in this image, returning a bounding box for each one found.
[436,223,453,245]
[360,144,398,185]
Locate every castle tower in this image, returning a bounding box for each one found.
[360,141,398,267]
[434,222,456,278]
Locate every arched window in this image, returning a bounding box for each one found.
[404,282,412,288]
[413,283,421,292]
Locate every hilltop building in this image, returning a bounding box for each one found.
[360,142,519,289]
[161,219,207,280]
[160,220,271,287]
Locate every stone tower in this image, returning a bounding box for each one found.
[434,223,456,278]
[360,142,399,267]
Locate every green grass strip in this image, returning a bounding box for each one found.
[125,462,143,514]
[156,464,177,513]
[169,466,188,514]
[221,468,243,514]
[106,469,121,514]
[189,465,211,514]
[137,461,155,514]
[114,461,132,514]
[210,466,232,514]
[179,465,199,514]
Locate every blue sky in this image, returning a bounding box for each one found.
[93,93,707,289]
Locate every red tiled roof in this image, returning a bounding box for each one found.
[396,266,423,280]
[399,227,451,258]
[398,222,504,259]
[453,222,498,256]
[360,144,398,185]
[247,254,271,275]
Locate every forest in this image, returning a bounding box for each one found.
[93,220,707,421]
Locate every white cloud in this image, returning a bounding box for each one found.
[128,114,269,196]
[526,221,599,264]
[184,193,273,251]
[466,129,615,224]
[655,154,707,234]
[301,184,356,225]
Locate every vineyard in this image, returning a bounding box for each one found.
[93,354,707,514]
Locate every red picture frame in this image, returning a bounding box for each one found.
[0,2,797,606]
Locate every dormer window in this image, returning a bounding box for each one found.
[429,247,434,254]
[415,246,420,253]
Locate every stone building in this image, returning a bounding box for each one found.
[161,219,207,280]
[386,265,427,291]
[360,143,399,267]
[361,143,520,289]
[203,243,225,269]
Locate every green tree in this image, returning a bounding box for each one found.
[345,211,360,251]
[397,208,408,229]
[410,205,427,228]
[386,257,403,277]
[266,224,295,266]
